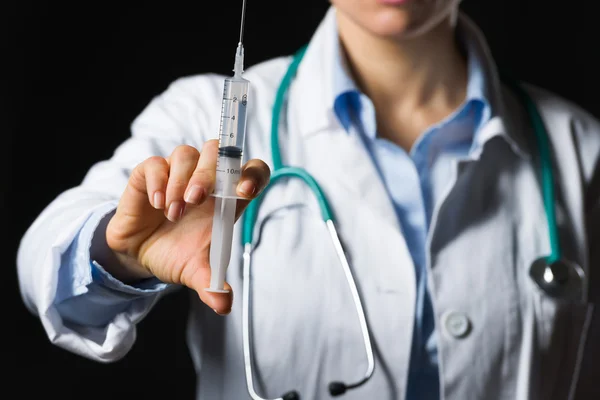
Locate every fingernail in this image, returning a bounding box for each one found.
[184,185,205,204]
[153,191,165,209]
[167,201,183,222]
[238,180,256,197]
[214,308,231,316]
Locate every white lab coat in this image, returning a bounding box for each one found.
[17,8,600,400]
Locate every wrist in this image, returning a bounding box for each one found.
[101,216,155,284]
[109,251,155,284]
[88,205,156,285]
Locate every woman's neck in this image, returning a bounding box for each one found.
[336,11,468,151]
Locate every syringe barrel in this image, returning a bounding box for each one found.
[207,75,250,292]
[214,76,250,198]
[218,76,249,152]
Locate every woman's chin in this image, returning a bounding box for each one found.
[364,9,443,40]
[368,10,412,36]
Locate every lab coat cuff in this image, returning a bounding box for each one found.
[88,206,171,296]
[90,261,169,295]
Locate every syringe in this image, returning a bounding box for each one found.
[206,0,250,293]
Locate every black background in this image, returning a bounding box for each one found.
[4,1,599,399]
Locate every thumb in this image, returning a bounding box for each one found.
[234,158,271,220]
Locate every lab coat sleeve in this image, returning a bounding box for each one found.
[16,74,224,363]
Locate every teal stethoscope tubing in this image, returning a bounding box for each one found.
[240,45,564,400]
[503,75,561,262]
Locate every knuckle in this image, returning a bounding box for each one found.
[201,140,219,155]
[131,160,144,175]
[146,155,168,168]
[168,177,190,189]
[143,156,169,181]
[172,144,200,160]
[130,162,146,186]
[191,169,215,184]
[202,139,219,149]
[145,156,169,176]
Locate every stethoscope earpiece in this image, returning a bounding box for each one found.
[529,257,586,302]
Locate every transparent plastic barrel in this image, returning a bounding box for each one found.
[214,76,249,198]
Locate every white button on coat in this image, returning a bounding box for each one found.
[442,311,471,338]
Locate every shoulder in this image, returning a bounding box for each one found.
[523,83,600,185]
[524,84,600,133]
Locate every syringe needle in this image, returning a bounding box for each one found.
[233,0,247,77]
[238,0,247,45]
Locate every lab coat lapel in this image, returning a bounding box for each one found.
[286,7,402,232]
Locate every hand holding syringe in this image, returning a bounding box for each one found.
[102,0,269,315]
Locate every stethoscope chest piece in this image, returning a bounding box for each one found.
[529,257,586,302]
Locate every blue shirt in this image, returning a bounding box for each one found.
[330,22,492,400]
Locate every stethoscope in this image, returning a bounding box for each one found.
[239,44,587,400]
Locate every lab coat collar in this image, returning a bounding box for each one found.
[456,14,531,160]
[291,7,531,160]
